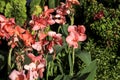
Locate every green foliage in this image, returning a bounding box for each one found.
[30,0,43,15]
[0,0,6,13]
[48,0,60,8]
[5,0,27,26]
[84,1,120,49]
[84,39,120,80]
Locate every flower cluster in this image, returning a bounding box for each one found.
[0,0,87,80]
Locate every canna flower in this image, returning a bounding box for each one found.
[9,70,27,80]
[25,53,46,79]
[54,14,66,24]
[24,62,38,80]
[19,31,35,47]
[66,31,80,48]
[48,31,62,45]
[68,25,87,41]
[47,31,63,53]
[29,6,55,31]
[0,15,15,39]
[66,25,87,48]
[32,42,42,51]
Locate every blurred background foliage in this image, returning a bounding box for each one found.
[0,0,120,79]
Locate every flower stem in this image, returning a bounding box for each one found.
[72,48,75,68]
[8,48,13,74]
[58,25,61,33]
[70,14,74,25]
[8,48,13,68]
[45,54,48,80]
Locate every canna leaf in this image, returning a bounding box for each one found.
[76,51,91,66]
[54,75,64,80]
[48,0,56,8]
[76,60,97,80]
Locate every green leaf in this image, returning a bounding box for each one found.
[76,51,91,66]
[54,75,64,80]
[57,61,64,74]
[53,45,63,54]
[30,0,41,14]
[63,75,72,80]
[47,61,54,76]
[61,24,69,36]
[76,60,97,80]
[0,0,6,13]
[48,0,56,8]
[80,60,96,75]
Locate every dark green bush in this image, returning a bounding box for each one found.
[78,0,120,79]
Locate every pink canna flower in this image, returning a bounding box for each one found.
[32,42,42,51]
[77,25,86,34]
[68,25,87,41]
[66,31,79,48]
[66,25,87,48]
[48,31,63,45]
[25,53,46,79]
[24,62,36,71]
[9,70,27,80]
[47,31,63,53]
[56,2,70,15]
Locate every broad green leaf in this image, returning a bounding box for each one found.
[54,75,64,80]
[80,60,96,75]
[76,60,97,80]
[76,51,91,66]
[86,65,97,80]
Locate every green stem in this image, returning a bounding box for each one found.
[8,48,13,74]
[72,48,75,68]
[8,48,13,68]
[70,14,74,25]
[58,25,61,33]
[45,54,48,80]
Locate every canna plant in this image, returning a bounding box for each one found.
[0,0,96,80]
